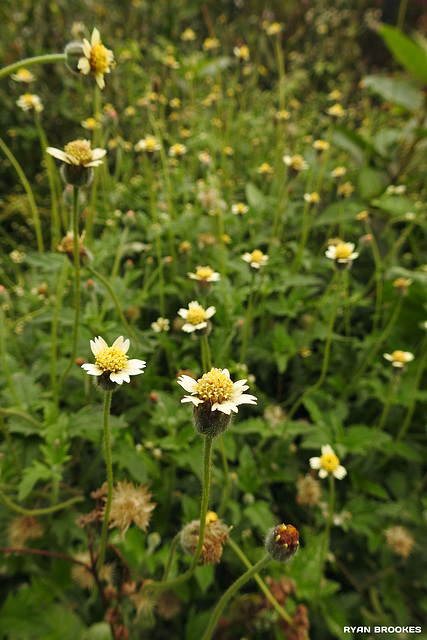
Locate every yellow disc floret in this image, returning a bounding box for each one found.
[195,369,234,404]
[334,243,352,260]
[64,140,93,164]
[186,307,207,325]
[95,346,128,373]
[250,250,264,263]
[320,451,340,473]
[391,350,406,363]
[196,266,214,279]
[90,43,110,74]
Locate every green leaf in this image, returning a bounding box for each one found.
[245,181,265,211]
[378,24,427,84]
[243,501,274,533]
[80,623,113,640]
[361,74,423,111]
[371,195,416,216]
[343,426,391,454]
[194,564,214,593]
[18,460,53,500]
[357,166,387,200]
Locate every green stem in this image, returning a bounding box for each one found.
[227,538,294,626]
[396,334,427,442]
[0,407,42,427]
[162,532,181,581]
[87,266,140,348]
[0,419,22,475]
[397,0,408,29]
[202,554,271,640]
[217,434,230,518]
[0,490,84,516]
[58,187,81,387]
[0,136,44,252]
[98,390,113,570]
[365,220,383,333]
[316,474,335,598]
[98,226,129,322]
[0,53,66,81]
[149,436,214,591]
[240,273,256,363]
[50,258,69,412]
[202,334,212,370]
[34,116,61,249]
[0,309,22,407]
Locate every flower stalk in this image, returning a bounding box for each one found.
[97,390,113,570]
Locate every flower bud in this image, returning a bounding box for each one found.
[180,512,230,565]
[265,523,299,562]
[192,402,232,438]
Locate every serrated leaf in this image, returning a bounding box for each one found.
[18,460,53,500]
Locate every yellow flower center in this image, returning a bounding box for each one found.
[186,306,207,325]
[195,369,234,404]
[334,243,352,260]
[17,69,33,80]
[250,250,264,263]
[90,42,110,74]
[23,93,34,105]
[391,350,406,363]
[291,155,304,170]
[145,137,158,152]
[196,266,214,279]
[83,117,97,130]
[64,140,93,164]
[95,346,128,373]
[320,452,340,473]
[206,511,218,524]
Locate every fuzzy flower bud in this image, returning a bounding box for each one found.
[265,523,299,563]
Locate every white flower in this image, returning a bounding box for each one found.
[178,301,216,333]
[135,136,161,153]
[242,249,269,269]
[178,368,257,415]
[232,203,249,215]
[383,350,414,368]
[151,317,170,333]
[46,139,106,167]
[309,445,347,480]
[283,154,309,171]
[16,93,43,113]
[188,266,221,283]
[77,28,115,90]
[325,242,359,264]
[81,336,145,384]
[11,68,35,83]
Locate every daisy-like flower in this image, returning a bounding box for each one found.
[203,37,220,51]
[169,143,187,158]
[104,480,156,537]
[11,68,35,83]
[256,162,274,176]
[331,166,347,179]
[383,350,414,368]
[135,136,161,153]
[337,181,355,198]
[328,89,342,101]
[283,154,309,172]
[313,139,330,152]
[81,117,100,130]
[181,28,196,42]
[232,203,249,215]
[309,445,347,480]
[327,103,346,118]
[178,300,216,333]
[266,22,283,36]
[233,45,250,61]
[16,93,43,113]
[178,367,257,416]
[188,266,221,284]
[151,317,170,333]
[304,192,320,204]
[46,139,106,167]
[325,242,359,268]
[242,249,269,270]
[81,335,145,388]
[275,109,291,121]
[77,27,115,89]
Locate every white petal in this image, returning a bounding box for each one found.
[77,57,91,75]
[91,28,101,45]
[91,336,108,356]
[309,456,321,469]
[232,379,248,391]
[126,358,146,370]
[383,353,393,362]
[181,396,203,405]
[233,393,257,406]
[177,308,188,319]
[334,465,347,480]
[222,369,231,378]
[404,352,414,362]
[112,336,129,353]
[82,39,91,57]
[182,323,197,333]
[321,444,334,456]
[177,375,198,393]
[46,147,69,162]
[242,254,251,263]
[109,371,125,384]
[318,468,328,479]
[194,322,208,330]
[211,402,235,414]
[95,73,105,89]
[188,300,201,309]
[91,148,107,161]
[81,363,102,376]
[205,306,216,319]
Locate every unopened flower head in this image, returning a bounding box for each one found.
[11,68,35,83]
[296,474,322,507]
[393,277,412,296]
[178,300,216,334]
[181,28,196,42]
[81,335,146,390]
[256,162,273,176]
[46,139,106,186]
[265,523,299,562]
[242,249,269,270]
[71,551,114,590]
[180,511,231,564]
[104,480,156,537]
[325,241,359,269]
[57,230,92,266]
[7,515,43,547]
[232,203,249,216]
[384,525,415,559]
[383,350,414,368]
[283,154,309,172]
[337,181,355,198]
[188,266,221,285]
[135,136,161,153]
[77,28,115,89]
[266,22,283,36]
[16,93,43,113]
[309,445,347,480]
[203,37,220,51]
[178,367,257,436]
[151,317,170,333]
